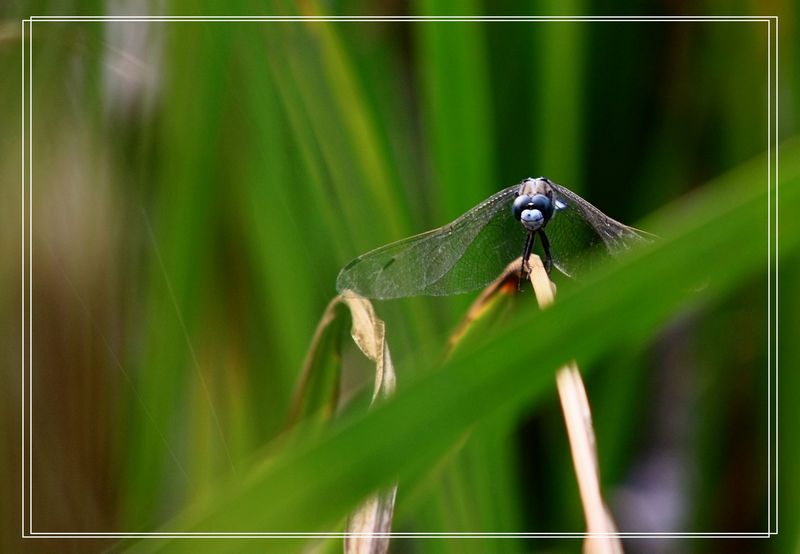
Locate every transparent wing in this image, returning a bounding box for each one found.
[547,182,652,278]
[336,186,524,299]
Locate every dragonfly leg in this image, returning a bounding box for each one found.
[539,230,553,274]
[520,231,536,284]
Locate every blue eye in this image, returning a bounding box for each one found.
[512,194,554,231]
[512,195,534,221]
[529,194,554,220]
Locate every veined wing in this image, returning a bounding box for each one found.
[336,185,523,299]
[547,181,652,278]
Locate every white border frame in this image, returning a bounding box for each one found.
[20,14,779,540]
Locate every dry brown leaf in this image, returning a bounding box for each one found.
[447,257,522,354]
[288,291,397,553]
[343,486,397,554]
[339,291,397,554]
[340,293,396,402]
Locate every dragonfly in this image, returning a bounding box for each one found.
[336,177,651,299]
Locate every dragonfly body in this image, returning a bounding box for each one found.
[337,177,649,299]
[512,177,558,279]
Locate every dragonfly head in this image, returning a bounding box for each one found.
[512,192,554,232]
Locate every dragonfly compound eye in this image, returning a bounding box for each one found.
[513,194,554,231]
[512,195,535,221]
[529,194,554,221]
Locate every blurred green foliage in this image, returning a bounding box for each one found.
[1,4,797,554]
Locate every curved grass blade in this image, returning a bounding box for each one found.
[288,292,398,553]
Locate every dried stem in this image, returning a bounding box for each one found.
[527,256,623,554]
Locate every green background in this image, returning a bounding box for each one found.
[1,4,797,554]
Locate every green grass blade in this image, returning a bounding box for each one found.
[413,10,495,222]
